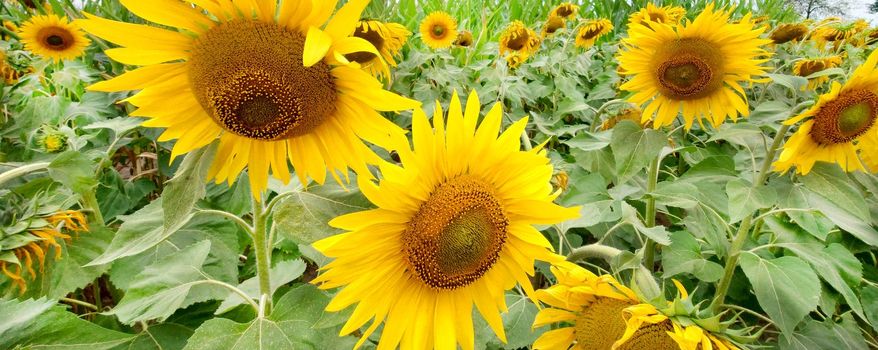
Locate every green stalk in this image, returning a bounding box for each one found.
[641,155,661,269]
[251,199,272,316]
[710,123,791,313]
[81,189,104,225]
[0,162,50,187]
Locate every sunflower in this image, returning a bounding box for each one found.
[602,106,652,130]
[0,50,21,84]
[627,3,685,29]
[454,30,473,47]
[419,11,457,49]
[312,90,580,350]
[813,20,869,49]
[77,0,418,201]
[1,210,88,293]
[769,23,809,44]
[346,20,411,79]
[617,5,771,129]
[575,19,613,49]
[793,56,842,90]
[506,51,529,69]
[18,14,89,62]
[550,3,579,20]
[2,20,18,40]
[532,263,740,350]
[542,15,566,38]
[774,49,878,174]
[499,21,539,56]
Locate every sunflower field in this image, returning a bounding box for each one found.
[1,0,878,348]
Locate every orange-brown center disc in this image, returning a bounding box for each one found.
[797,60,827,77]
[37,26,74,51]
[404,175,508,290]
[811,89,878,144]
[580,25,604,40]
[614,321,680,350]
[573,297,635,350]
[507,29,530,51]
[653,38,724,100]
[431,24,446,39]
[345,25,383,64]
[188,20,336,141]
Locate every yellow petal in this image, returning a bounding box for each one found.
[303,26,332,67]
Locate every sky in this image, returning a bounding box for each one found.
[848,0,878,23]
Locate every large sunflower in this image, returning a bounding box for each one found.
[77,0,418,200]
[499,20,540,57]
[774,49,878,174]
[532,263,740,350]
[346,19,410,79]
[618,5,771,129]
[312,90,580,349]
[627,3,685,29]
[419,11,457,49]
[793,56,842,90]
[575,19,613,49]
[19,14,89,62]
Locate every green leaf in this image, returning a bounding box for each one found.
[0,302,135,349]
[562,131,612,152]
[485,294,544,349]
[774,179,833,240]
[621,203,670,245]
[216,259,306,315]
[610,121,666,184]
[767,73,809,92]
[726,179,776,224]
[274,181,370,245]
[652,181,701,209]
[22,226,114,299]
[184,285,357,350]
[127,323,195,350]
[779,314,868,350]
[163,144,216,232]
[661,231,723,282]
[800,164,871,221]
[739,253,820,335]
[0,298,54,339]
[861,285,878,332]
[47,151,98,194]
[82,117,144,136]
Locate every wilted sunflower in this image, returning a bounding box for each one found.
[346,20,411,79]
[420,11,457,49]
[618,5,771,129]
[506,51,530,69]
[78,0,418,201]
[542,15,566,38]
[793,56,842,90]
[313,90,580,350]
[550,2,579,20]
[575,19,613,49]
[774,49,878,174]
[769,23,809,44]
[813,19,869,48]
[602,106,651,130]
[532,263,740,350]
[499,20,539,56]
[627,3,685,29]
[0,50,22,84]
[1,210,88,293]
[454,30,473,47]
[19,14,89,62]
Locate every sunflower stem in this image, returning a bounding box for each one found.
[81,189,104,225]
[710,123,791,314]
[0,162,50,187]
[567,243,622,262]
[641,155,661,270]
[252,199,272,315]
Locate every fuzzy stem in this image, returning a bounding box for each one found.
[251,200,272,315]
[641,155,661,269]
[0,162,50,187]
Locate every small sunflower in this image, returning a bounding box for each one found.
[312,90,581,349]
[37,126,67,153]
[0,50,23,84]
[627,3,685,29]
[346,20,411,79]
[769,23,809,44]
[542,15,566,38]
[550,3,579,21]
[420,11,457,49]
[18,14,89,62]
[793,56,842,90]
[499,20,540,56]
[78,0,419,201]
[506,51,530,69]
[774,49,878,174]
[575,19,613,49]
[602,106,651,130]
[2,21,18,40]
[813,20,869,48]
[532,263,740,350]
[454,30,473,47]
[618,5,771,129]
[1,210,88,294]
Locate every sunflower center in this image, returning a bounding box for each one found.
[507,30,530,51]
[573,297,634,349]
[648,12,666,22]
[580,26,603,40]
[404,175,508,290]
[557,6,574,17]
[771,25,807,44]
[615,321,680,350]
[797,60,826,77]
[811,89,878,144]
[37,27,74,50]
[345,25,383,64]
[188,20,336,141]
[432,25,446,38]
[546,17,565,34]
[654,38,724,100]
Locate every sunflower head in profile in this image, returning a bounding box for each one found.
[420,11,458,49]
[617,5,771,130]
[18,14,89,62]
[312,90,581,349]
[532,263,742,350]
[542,15,566,38]
[813,19,869,49]
[78,0,419,201]
[627,3,685,29]
[775,49,878,174]
[454,30,474,47]
[550,2,580,20]
[602,106,652,130]
[499,20,539,56]
[506,51,530,69]
[575,19,613,49]
[345,20,411,79]
[769,23,809,44]
[793,56,842,90]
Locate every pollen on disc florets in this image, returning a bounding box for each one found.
[653,38,725,100]
[188,20,336,141]
[615,321,680,350]
[811,89,878,145]
[38,26,74,51]
[573,298,635,349]
[404,175,508,290]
